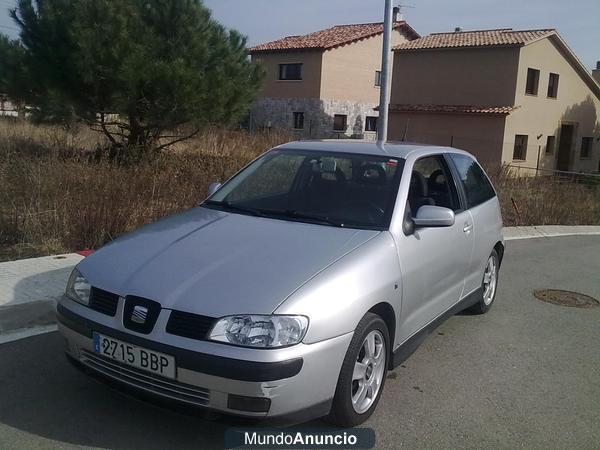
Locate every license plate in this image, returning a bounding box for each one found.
[92,332,176,380]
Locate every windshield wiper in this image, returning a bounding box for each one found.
[204,200,263,217]
[204,202,344,227]
[257,209,344,227]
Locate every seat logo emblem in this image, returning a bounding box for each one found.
[131,305,149,324]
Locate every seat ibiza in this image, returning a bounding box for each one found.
[57,140,503,426]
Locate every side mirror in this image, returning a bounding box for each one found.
[207,182,222,197]
[413,205,455,228]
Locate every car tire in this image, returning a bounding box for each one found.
[327,312,389,427]
[467,249,500,315]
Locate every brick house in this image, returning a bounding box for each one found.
[387,28,600,173]
[249,21,419,139]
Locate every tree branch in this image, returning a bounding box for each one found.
[154,128,201,152]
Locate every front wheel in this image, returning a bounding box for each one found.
[327,313,389,427]
[468,249,500,314]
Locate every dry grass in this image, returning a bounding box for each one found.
[486,165,600,227]
[1,120,599,261]
[0,120,290,261]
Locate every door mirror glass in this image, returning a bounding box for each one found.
[207,182,222,197]
[413,205,455,228]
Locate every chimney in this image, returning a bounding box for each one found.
[393,6,402,22]
[593,61,600,85]
[454,26,463,33]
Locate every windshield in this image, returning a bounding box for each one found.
[205,149,404,230]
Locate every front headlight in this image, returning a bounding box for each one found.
[209,315,309,348]
[65,268,91,306]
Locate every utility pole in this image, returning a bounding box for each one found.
[377,0,394,144]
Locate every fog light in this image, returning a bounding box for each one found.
[227,394,271,413]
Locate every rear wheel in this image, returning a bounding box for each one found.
[328,313,389,427]
[468,249,500,314]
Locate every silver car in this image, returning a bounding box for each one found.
[57,140,503,427]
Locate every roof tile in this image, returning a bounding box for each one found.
[394,28,555,51]
[250,22,419,53]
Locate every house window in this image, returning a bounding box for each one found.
[375,70,382,87]
[581,137,593,159]
[365,116,378,132]
[333,114,347,132]
[547,73,559,98]
[279,63,303,80]
[293,112,304,130]
[513,135,528,160]
[546,135,555,154]
[525,68,540,95]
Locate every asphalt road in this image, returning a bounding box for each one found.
[0,235,599,449]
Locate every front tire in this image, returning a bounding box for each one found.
[328,313,389,427]
[468,249,500,314]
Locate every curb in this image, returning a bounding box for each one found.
[0,324,58,345]
[0,300,57,336]
[503,226,600,241]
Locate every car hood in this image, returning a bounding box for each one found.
[78,207,379,317]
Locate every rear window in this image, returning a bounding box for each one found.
[449,154,496,209]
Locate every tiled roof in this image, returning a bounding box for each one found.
[250,22,420,53]
[388,104,519,115]
[394,28,555,51]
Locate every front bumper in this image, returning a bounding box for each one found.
[56,298,352,421]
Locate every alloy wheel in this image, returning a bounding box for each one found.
[482,256,498,306]
[351,329,386,414]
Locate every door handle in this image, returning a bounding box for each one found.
[463,223,473,233]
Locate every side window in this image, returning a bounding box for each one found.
[333,114,348,132]
[408,155,460,214]
[525,68,540,95]
[449,154,496,209]
[279,63,303,81]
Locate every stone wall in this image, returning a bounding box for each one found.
[250,97,379,140]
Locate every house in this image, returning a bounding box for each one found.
[249,20,419,139]
[387,28,600,174]
[0,94,18,117]
[592,61,600,85]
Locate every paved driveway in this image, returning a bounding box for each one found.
[0,235,598,449]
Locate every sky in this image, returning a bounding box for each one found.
[1,0,598,70]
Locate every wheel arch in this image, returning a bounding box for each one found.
[368,302,396,368]
[494,241,505,266]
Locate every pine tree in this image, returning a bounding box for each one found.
[0,0,264,159]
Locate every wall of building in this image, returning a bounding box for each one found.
[251,29,412,139]
[251,50,324,99]
[387,112,507,166]
[250,97,379,140]
[390,46,521,106]
[320,29,409,104]
[504,37,600,173]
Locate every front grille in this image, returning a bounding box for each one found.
[89,287,120,316]
[80,350,210,406]
[166,310,216,341]
[122,296,161,335]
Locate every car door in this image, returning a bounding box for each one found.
[447,153,502,296]
[395,154,475,344]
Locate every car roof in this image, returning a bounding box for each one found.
[274,139,471,159]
